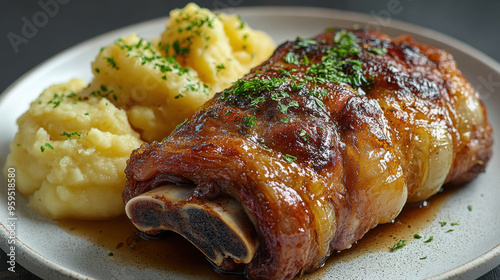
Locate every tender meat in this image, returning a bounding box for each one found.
[123,29,493,279]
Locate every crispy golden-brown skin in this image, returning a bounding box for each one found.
[123,29,493,279]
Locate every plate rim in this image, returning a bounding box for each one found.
[1,5,499,280]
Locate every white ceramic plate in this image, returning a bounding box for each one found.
[1,6,500,280]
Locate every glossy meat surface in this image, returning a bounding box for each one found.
[123,29,493,279]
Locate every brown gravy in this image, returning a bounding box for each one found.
[57,186,458,279]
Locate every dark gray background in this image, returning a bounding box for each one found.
[1,0,499,279]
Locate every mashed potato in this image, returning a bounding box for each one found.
[84,3,275,142]
[160,3,275,91]
[5,79,143,219]
[4,3,275,220]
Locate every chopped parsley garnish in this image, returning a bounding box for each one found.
[166,12,216,57]
[282,154,297,163]
[299,129,309,141]
[61,131,82,140]
[414,234,422,239]
[446,229,455,233]
[105,57,118,69]
[440,221,447,227]
[219,29,386,122]
[48,93,64,108]
[174,118,188,130]
[467,205,472,211]
[369,47,387,55]
[47,91,82,108]
[216,63,226,72]
[250,96,266,107]
[391,240,406,251]
[113,36,210,97]
[237,15,245,29]
[40,143,54,152]
[295,37,317,49]
[420,256,427,260]
[285,52,300,65]
[90,84,115,100]
[241,114,257,126]
[451,221,460,226]
[173,40,190,55]
[424,236,434,243]
[271,92,298,114]
[306,29,369,90]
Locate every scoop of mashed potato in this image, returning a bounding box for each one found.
[84,3,275,142]
[160,3,275,90]
[4,79,143,219]
[4,3,274,220]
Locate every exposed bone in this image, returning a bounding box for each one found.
[125,185,258,266]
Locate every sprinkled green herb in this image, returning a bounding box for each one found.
[446,229,455,233]
[108,252,114,256]
[48,93,64,108]
[61,131,82,140]
[241,114,257,126]
[282,154,297,163]
[280,117,290,123]
[440,221,447,227]
[221,77,289,105]
[414,234,422,239]
[420,256,427,260]
[467,205,472,211]
[84,112,89,116]
[285,52,300,65]
[105,57,118,69]
[370,47,387,55]
[424,236,434,243]
[220,29,386,118]
[167,12,215,56]
[216,63,226,72]
[295,37,317,49]
[40,143,54,153]
[271,92,298,114]
[299,129,309,141]
[250,96,266,107]
[391,240,406,251]
[173,40,190,55]
[237,15,245,29]
[451,221,460,226]
[95,68,100,73]
[306,29,369,90]
[174,118,188,130]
